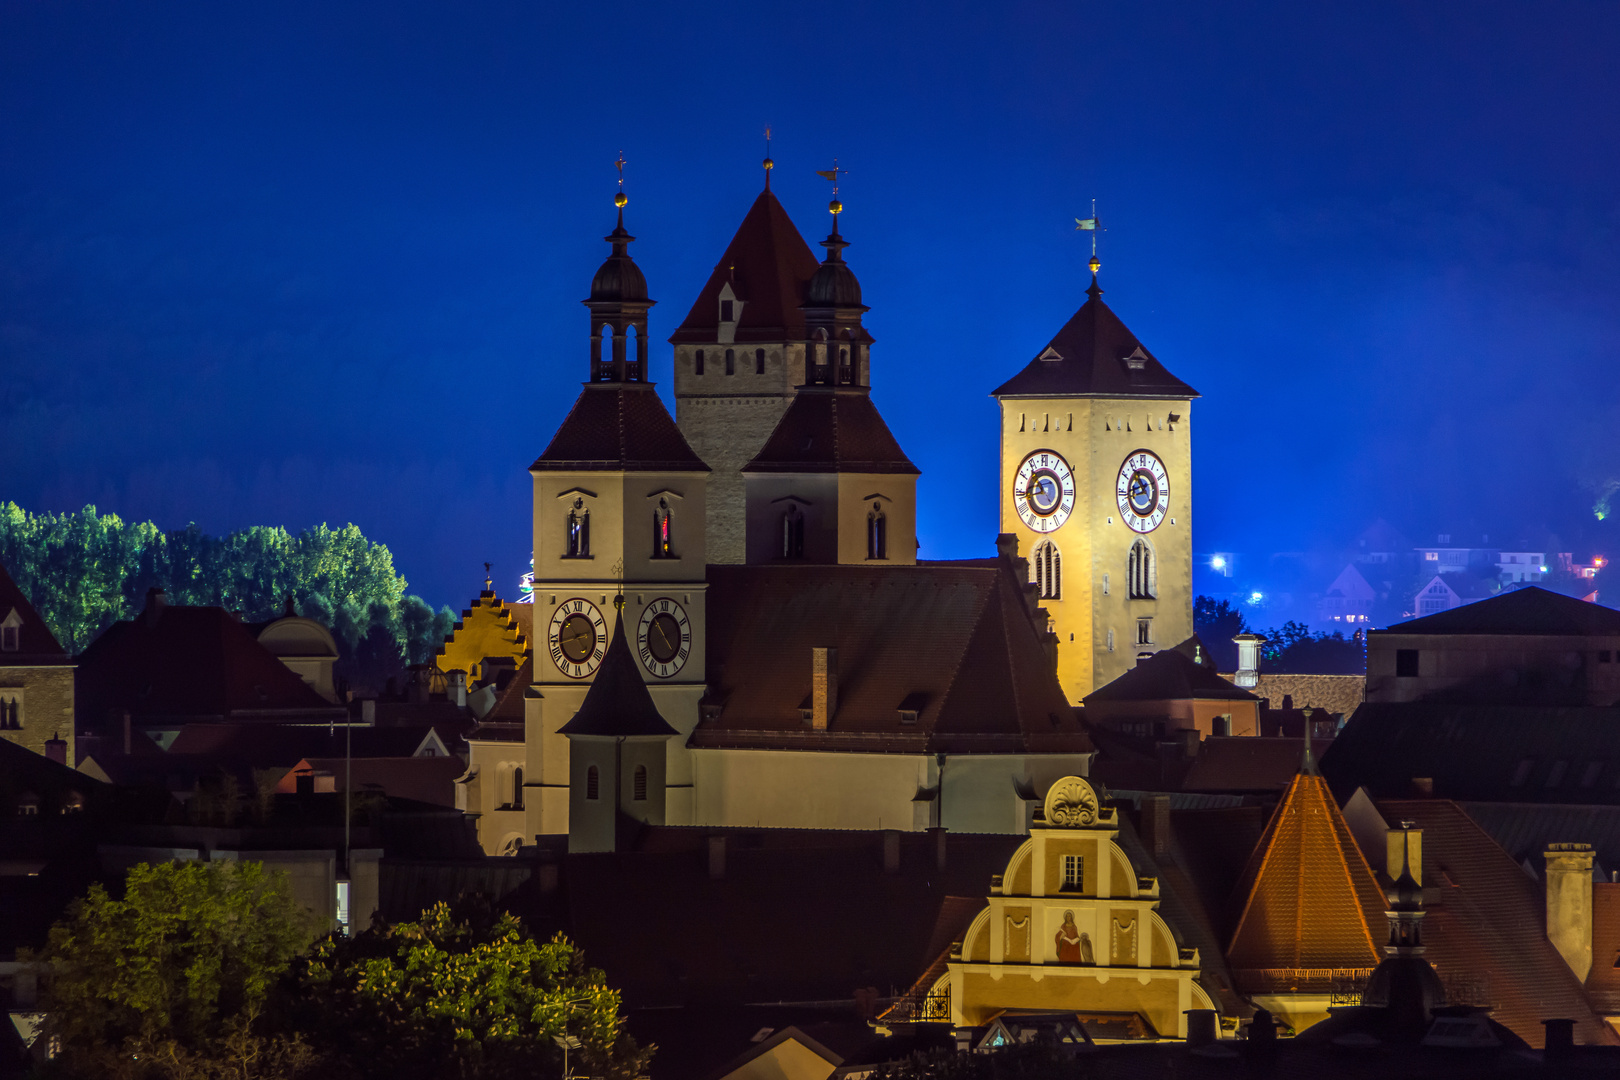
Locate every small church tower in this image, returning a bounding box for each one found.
[992,259,1199,701]
[525,181,711,839]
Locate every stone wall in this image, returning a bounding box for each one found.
[1219,672,1365,717]
[0,664,74,761]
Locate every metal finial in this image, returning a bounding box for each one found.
[483,561,493,591]
[1076,199,1102,277]
[763,125,774,188]
[815,159,846,216]
[614,152,628,208]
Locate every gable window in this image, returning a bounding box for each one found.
[755,348,766,375]
[0,625,15,653]
[633,764,648,801]
[725,348,736,375]
[586,765,600,801]
[694,348,705,375]
[513,766,524,810]
[1136,618,1153,646]
[782,504,806,559]
[565,499,591,559]
[720,299,734,322]
[1128,540,1155,599]
[653,498,675,559]
[867,503,887,560]
[1032,541,1061,600]
[1061,854,1084,892]
[1395,649,1419,677]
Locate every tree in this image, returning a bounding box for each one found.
[1257,620,1365,675]
[295,898,650,1080]
[1193,596,1249,671]
[30,860,319,1079]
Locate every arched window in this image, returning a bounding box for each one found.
[1032,541,1061,600]
[653,498,674,559]
[633,765,648,801]
[838,347,850,383]
[725,348,735,375]
[812,329,829,382]
[585,765,599,801]
[782,504,805,559]
[1129,540,1155,599]
[755,348,766,375]
[566,499,590,559]
[512,766,524,810]
[695,348,705,375]
[867,503,887,560]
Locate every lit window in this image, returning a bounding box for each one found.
[335,880,352,937]
[633,765,648,801]
[653,498,675,559]
[1061,855,1084,892]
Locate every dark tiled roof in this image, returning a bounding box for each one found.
[1375,798,1617,1047]
[743,386,918,475]
[1321,702,1620,804]
[990,286,1199,401]
[1083,647,1261,705]
[289,755,467,807]
[164,721,451,764]
[696,563,1089,755]
[76,604,337,724]
[669,189,822,344]
[1376,585,1620,636]
[1458,801,1620,875]
[557,614,678,738]
[0,558,68,661]
[1182,737,1328,793]
[532,383,710,473]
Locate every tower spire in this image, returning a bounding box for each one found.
[763,125,774,190]
[584,152,653,382]
[1076,200,1103,296]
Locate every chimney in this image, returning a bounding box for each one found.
[450,670,467,708]
[44,734,67,765]
[1184,1009,1217,1047]
[144,587,168,626]
[1542,1018,1574,1058]
[708,835,727,880]
[812,647,838,730]
[1233,633,1264,688]
[1142,794,1172,858]
[995,533,1018,561]
[1545,843,1595,982]
[1386,819,1422,887]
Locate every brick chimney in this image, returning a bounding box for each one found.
[1233,632,1264,688]
[812,647,838,730]
[1141,794,1172,858]
[1545,844,1595,981]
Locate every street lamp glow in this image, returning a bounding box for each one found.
[1212,555,1227,570]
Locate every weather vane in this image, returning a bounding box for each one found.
[815,159,846,216]
[763,125,774,187]
[614,151,627,208]
[483,561,493,590]
[1075,199,1102,275]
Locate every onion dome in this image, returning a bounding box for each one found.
[589,207,648,303]
[806,229,862,307]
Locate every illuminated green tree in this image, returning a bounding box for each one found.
[31,860,319,1079]
[296,898,650,1080]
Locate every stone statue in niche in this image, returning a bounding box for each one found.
[1055,911,1095,963]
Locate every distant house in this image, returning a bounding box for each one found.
[1412,571,1496,618]
[0,558,76,763]
[1316,563,1375,628]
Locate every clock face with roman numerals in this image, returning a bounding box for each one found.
[1013,450,1076,532]
[636,597,691,678]
[548,598,607,679]
[1117,450,1170,533]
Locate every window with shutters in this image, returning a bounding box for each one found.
[1128,540,1155,599]
[633,765,648,801]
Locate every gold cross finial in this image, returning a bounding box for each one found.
[763,125,774,188]
[815,159,846,215]
[614,152,628,208]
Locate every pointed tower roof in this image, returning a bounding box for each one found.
[531,383,709,473]
[743,385,917,475]
[1226,768,1386,983]
[991,280,1200,400]
[557,609,679,738]
[670,189,822,344]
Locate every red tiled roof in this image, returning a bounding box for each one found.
[669,189,822,344]
[0,558,67,661]
[1182,737,1332,793]
[1590,882,1620,1016]
[1376,798,1618,1047]
[1083,647,1260,705]
[694,562,1089,755]
[743,386,918,475]
[284,755,466,807]
[76,604,336,724]
[991,286,1199,401]
[166,722,448,764]
[1226,771,1385,985]
[531,383,709,473]
[1375,585,1620,636]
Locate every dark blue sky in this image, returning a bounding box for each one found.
[3,1,1618,609]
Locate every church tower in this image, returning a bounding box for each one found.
[525,187,710,838]
[742,192,916,564]
[992,266,1199,702]
[670,158,826,565]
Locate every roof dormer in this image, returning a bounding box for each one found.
[717,282,745,344]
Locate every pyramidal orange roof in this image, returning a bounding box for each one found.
[1226,768,1386,980]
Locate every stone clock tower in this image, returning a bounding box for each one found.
[525,197,711,838]
[992,272,1199,702]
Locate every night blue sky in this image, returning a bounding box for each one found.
[4,1,1618,610]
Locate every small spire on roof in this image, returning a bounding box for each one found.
[763,124,774,189]
[816,159,846,221]
[1302,707,1318,775]
[613,151,628,209]
[1076,200,1103,295]
[483,561,493,592]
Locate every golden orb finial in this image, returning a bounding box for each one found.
[614,191,628,208]
[829,198,843,215]
[1089,254,1101,275]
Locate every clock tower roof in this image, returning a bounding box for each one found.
[991,280,1201,401]
[532,383,710,474]
[558,609,679,738]
[743,385,918,475]
[670,188,822,344]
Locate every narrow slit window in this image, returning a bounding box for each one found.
[633,765,648,801]
[755,348,766,375]
[782,504,805,559]
[586,765,600,801]
[566,500,591,559]
[694,348,705,375]
[513,766,524,809]
[653,498,674,559]
[867,503,887,560]
[725,348,735,375]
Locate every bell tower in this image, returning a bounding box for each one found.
[992,256,1199,702]
[525,174,711,838]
